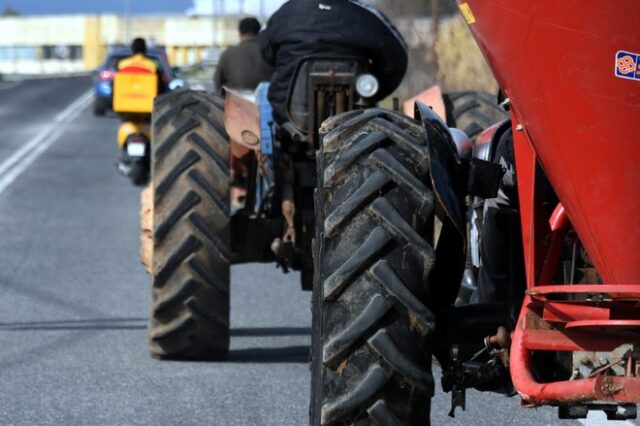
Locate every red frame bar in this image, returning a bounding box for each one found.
[565,320,640,329]
[528,285,640,300]
[512,302,640,405]
[509,122,640,406]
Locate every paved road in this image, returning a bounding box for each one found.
[0,78,633,426]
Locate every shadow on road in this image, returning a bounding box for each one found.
[0,317,147,331]
[0,319,311,364]
[0,321,311,337]
[231,327,311,337]
[227,345,310,364]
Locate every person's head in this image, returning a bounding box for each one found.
[131,37,147,55]
[238,17,261,40]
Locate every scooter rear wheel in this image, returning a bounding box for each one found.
[129,160,148,186]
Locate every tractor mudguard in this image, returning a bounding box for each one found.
[465,119,511,200]
[403,85,447,122]
[415,102,468,364]
[474,119,511,162]
[415,101,466,238]
[223,88,261,159]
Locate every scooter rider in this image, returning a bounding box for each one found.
[118,37,168,94]
[258,0,408,124]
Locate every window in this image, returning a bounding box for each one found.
[42,45,83,60]
[0,46,38,61]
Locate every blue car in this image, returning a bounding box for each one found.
[93,48,173,116]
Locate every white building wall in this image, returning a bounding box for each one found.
[0,14,437,74]
[0,16,85,46]
[99,15,122,46]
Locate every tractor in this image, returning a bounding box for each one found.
[310,0,640,425]
[143,56,388,360]
[141,0,639,424]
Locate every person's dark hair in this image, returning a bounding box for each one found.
[238,17,261,36]
[131,37,147,54]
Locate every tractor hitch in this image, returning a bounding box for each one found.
[442,327,514,417]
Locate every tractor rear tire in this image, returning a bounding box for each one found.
[311,109,436,425]
[148,90,231,360]
[443,91,507,140]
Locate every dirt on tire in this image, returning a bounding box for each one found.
[141,183,153,274]
[311,109,436,425]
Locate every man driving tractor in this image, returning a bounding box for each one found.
[258,0,408,124]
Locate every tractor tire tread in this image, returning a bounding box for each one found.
[444,91,508,140]
[312,109,435,425]
[149,90,230,361]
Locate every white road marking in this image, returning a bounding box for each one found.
[0,88,93,195]
[579,410,635,425]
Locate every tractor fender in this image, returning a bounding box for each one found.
[223,88,261,159]
[474,119,511,162]
[415,101,467,238]
[415,101,468,336]
[403,85,447,122]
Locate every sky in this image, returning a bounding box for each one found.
[0,0,286,17]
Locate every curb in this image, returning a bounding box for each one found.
[1,72,94,82]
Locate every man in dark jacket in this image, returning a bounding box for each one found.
[214,17,274,92]
[258,0,408,123]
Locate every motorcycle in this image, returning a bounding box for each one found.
[113,67,182,186]
[116,119,150,186]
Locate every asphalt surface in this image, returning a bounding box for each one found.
[0,77,634,426]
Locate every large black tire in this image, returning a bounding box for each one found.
[148,90,231,360]
[443,91,507,140]
[311,109,436,425]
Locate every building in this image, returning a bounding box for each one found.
[0,14,242,74]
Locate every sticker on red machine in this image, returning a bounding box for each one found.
[615,51,640,80]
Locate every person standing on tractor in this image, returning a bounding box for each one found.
[258,0,408,124]
[214,18,274,208]
[214,17,274,93]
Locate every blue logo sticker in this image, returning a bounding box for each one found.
[615,50,640,81]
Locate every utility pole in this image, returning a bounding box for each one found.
[124,0,132,43]
[212,0,217,48]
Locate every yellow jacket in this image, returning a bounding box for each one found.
[117,53,157,74]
